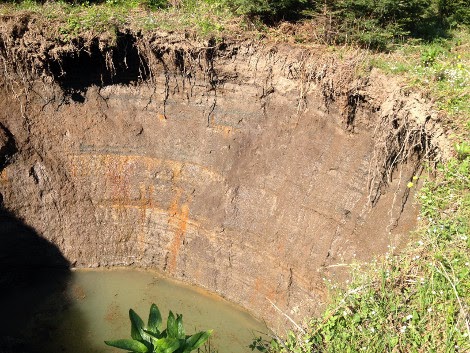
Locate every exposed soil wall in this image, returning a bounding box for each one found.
[0,14,448,329]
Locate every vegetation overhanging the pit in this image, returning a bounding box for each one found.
[1,0,470,50]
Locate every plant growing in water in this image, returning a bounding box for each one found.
[105,303,213,353]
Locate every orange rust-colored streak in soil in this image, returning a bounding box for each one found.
[136,184,156,253]
[105,156,135,206]
[209,115,237,138]
[138,184,155,223]
[0,168,8,184]
[250,277,277,306]
[167,198,190,275]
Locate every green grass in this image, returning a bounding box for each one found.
[0,0,235,39]
[367,29,470,139]
[254,157,469,353]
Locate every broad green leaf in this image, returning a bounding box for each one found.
[143,329,160,339]
[167,311,178,339]
[129,309,145,341]
[104,339,149,353]
[148,303,162,333]
[154,337,180,353]
[353,313,361,323]
[184,330,213,352]
[143,329,161,347]
[176,314,185,339]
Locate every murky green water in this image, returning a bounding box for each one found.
[2,268,267,353]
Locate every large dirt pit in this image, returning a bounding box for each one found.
[0,14,449,338]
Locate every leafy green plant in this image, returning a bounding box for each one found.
[455,141,470,160]
[421,45,443,66]
[144,0,169,9]
[105,304,213,353]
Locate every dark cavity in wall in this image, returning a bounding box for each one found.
[0,123,17,170]
[48,32,149,102]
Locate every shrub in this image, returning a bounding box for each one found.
[221,0,312,22]
[437,0,470,27]
[328,0,433,49]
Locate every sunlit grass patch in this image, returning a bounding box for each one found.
[0,0,235,39]
[265,157,469,353]
[368,29,470,138]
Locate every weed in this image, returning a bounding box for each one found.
[421,45,444,66]
[105,303,213,353]
[455,142,470,160]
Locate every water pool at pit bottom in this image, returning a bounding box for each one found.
[4,268,268,353]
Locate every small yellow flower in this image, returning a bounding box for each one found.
[407,182,414,188]
[413,176,418,180]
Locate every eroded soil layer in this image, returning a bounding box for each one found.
[0,15,447,329]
